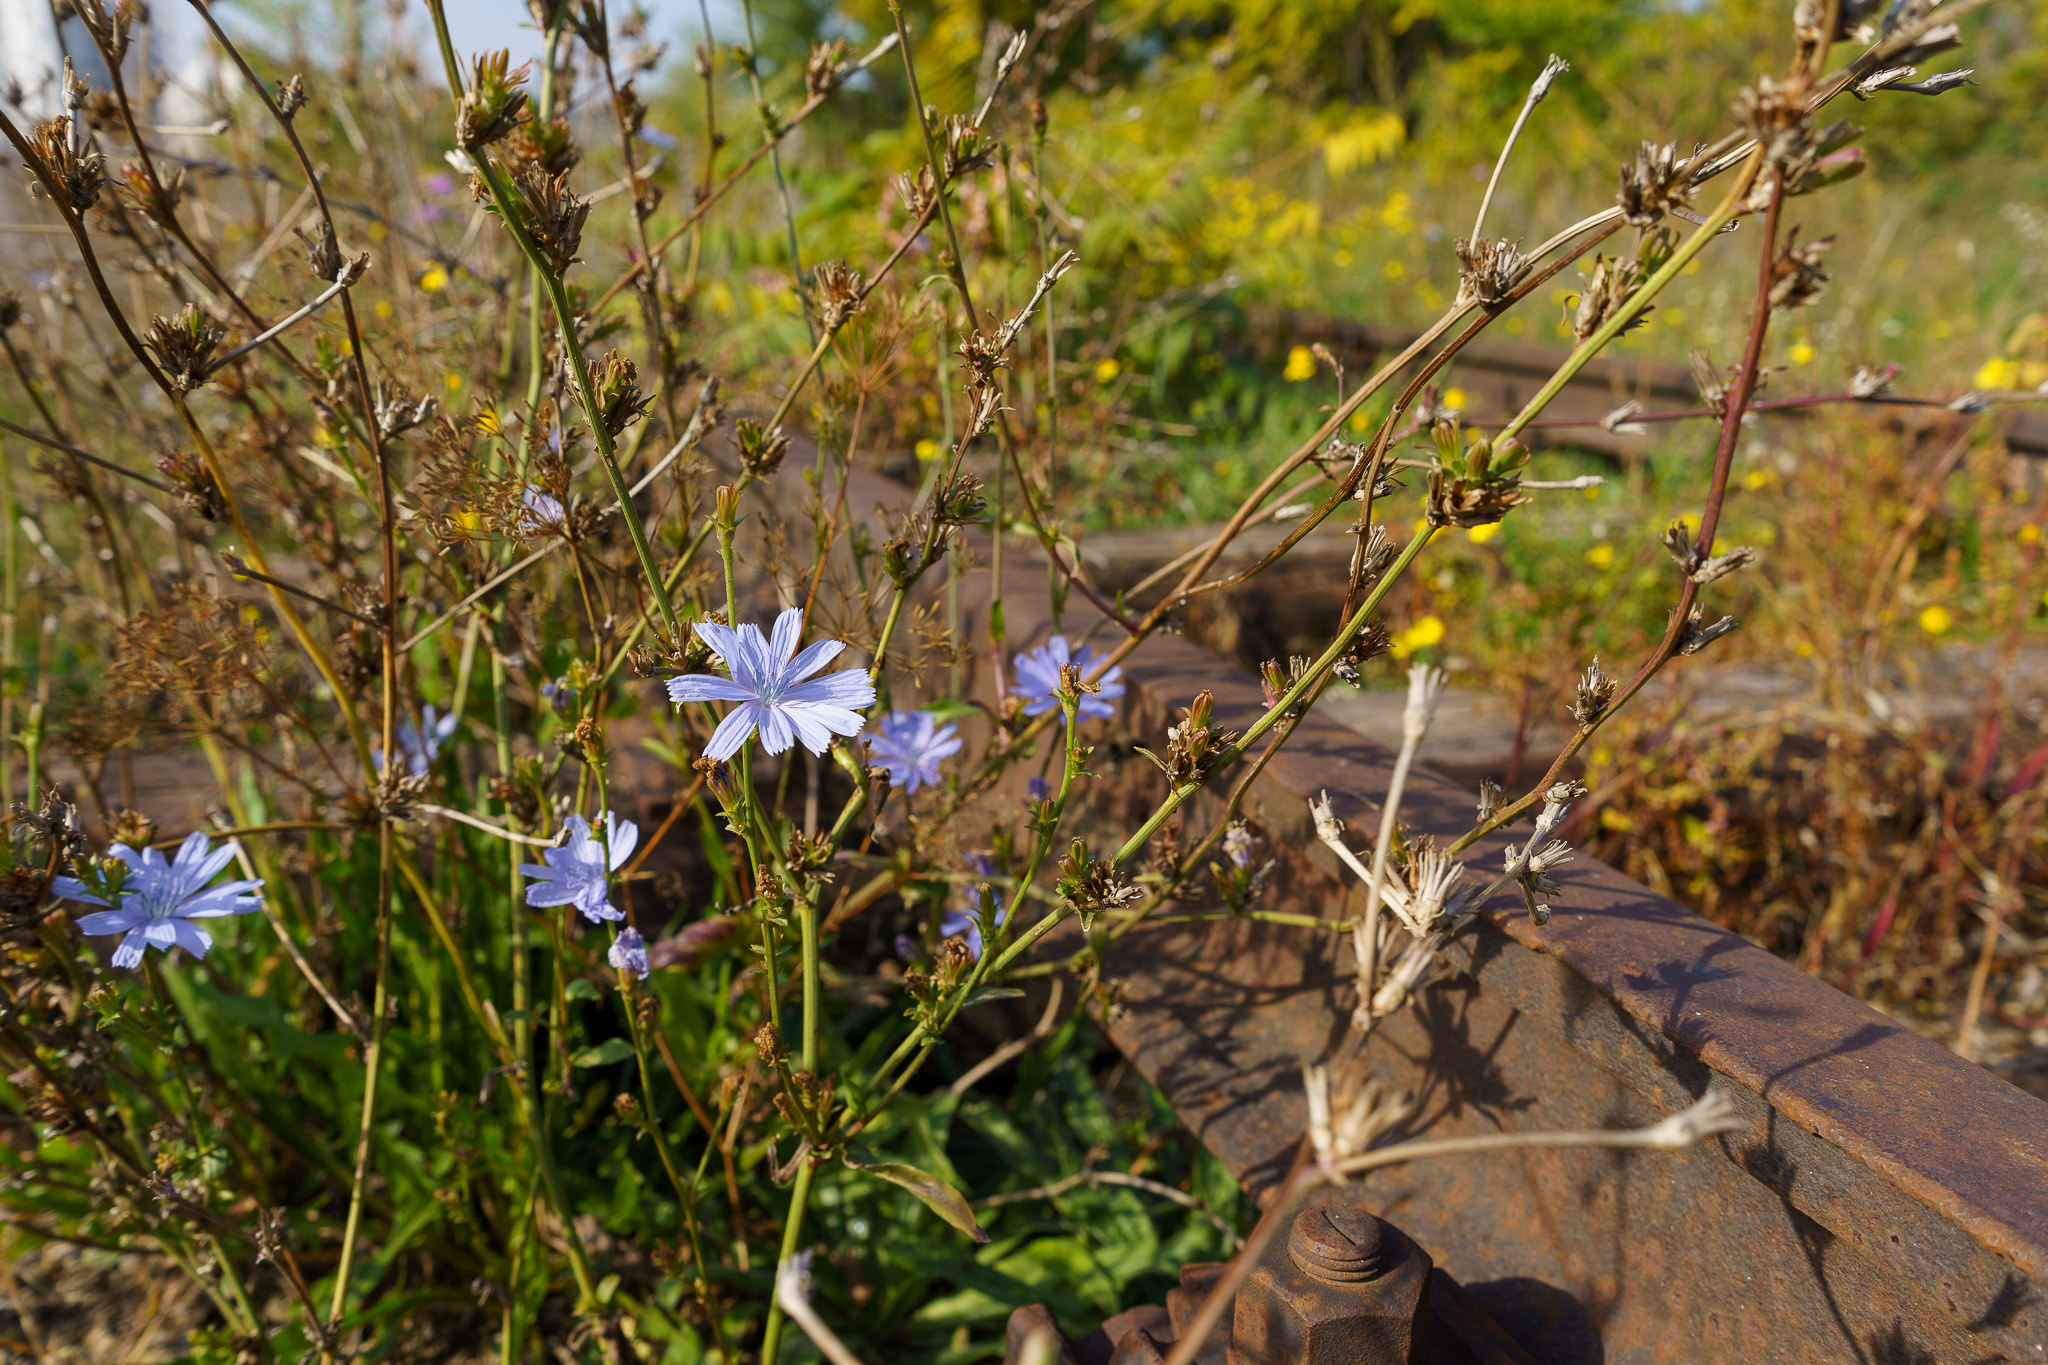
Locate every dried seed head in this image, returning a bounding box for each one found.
[297,220,343,282]
[1055,840,1144,932]
[804,37,853,98]
[456,50,533,151]
[893,167,937,220]
[1678,608,1740,656]
[506,163,589,276]
[374,381,438,438]
[1570,659,1617,724]
[154,450,224,522]
[1454,236,1532,308]
[587,350,651,438]
[22,115,106,212]
[1769,228,1834,311]
[934,472,985,526]
[814,261,863,333]
[1849,362,1899,398]
[73,0,135,65]
[144,305,227,393]
[1573,254,1651,344]
[733,419,789,477]
[1733,76,1816,175]
[1618,141,1695,225]
[276,74,306,119]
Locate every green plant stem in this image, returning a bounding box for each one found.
[757,1159,815,1364]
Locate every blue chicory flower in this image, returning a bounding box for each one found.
[519,486,567,537]
[53,831,263,968]
[378,704,457,776]
[864,709,962,794]
[608,925,650,980]
[520,811,639,923]
[665,607,876,762]
[1011,635,1126,723]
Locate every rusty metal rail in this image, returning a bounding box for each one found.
[950,520,2048,1363]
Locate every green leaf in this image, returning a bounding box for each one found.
[565,977,603,1001]
[845,1152,988,1243]
[920,697,981,723]
[571,1038,636,1068]
[959,987,1024,1010]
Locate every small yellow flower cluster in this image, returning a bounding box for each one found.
[1389,614,1446,659]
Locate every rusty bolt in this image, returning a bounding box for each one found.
[1290,1204,1387,1283]
[1231,1203,1432,1365]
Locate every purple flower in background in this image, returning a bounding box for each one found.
[378,704,457,776]
[1011,635,1125,723]
[665,608,876,761]
[864,709,962,793]
[1027,776,1053,805]
[608,925,650,980]
[521,812,638,923]
[940,881,1008,962]
[53,832,263,968]
[426,172,454,196]
[638,126,679,150]
[519,486,566,538]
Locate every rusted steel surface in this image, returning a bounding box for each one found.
[1275,310,2048,461]
[965,542,2048,1362]
[1002,1198,1539,1364]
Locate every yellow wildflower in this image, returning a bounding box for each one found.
[914,438,941,462]
[1094,357,1121,384]
[1742,469,1772,491]
[1212,460,1233,477]
[1788,340,1815,365]
[1390,614,1446,659]
[444,373,463,394]
[374,299,394,321]
[1442,387,1467,412]
[2020,523,2041,545]
[1282,346,1316,383]
[1975,357,2019,390]
[1917,604,1954,636]
[421,266,450,293]
[1465,522,1500,545]
[1585,543,1615,571]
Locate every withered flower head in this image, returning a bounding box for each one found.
[1573,254,1651,344]
[374,381,438,439]
[145,305,226,393]
[1677,608,1740,656]
[1733,76,1815,175]
[733,418,789,477]
[612,79,647,137]
[0,291,20,331]
[23,115,106,212]
[73,0,135,65]
[805,37,852,99]
[931,111,994,184]
[155,450,224,522]
[586,350,651,437]
[934,472,985,526]
[507,115,580,177]
[1140,689,1239,787]
[893,167,937,220]
[456,50,532,151]
[1768,228,1834,311]
[814,261,863,333]
[276,74,306,119]
[296,220,343,282]
[1056,839,1145,932]
[1455,236,1531,308]
[1333,621,1393,687]
[1423,420,1530,529]
[506,162,589,276]
[107,809,157,848]
[1618,141,1694,225]
[1663,520,1757,586]
[118,162,184,224]
[1570,658,1616,724]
